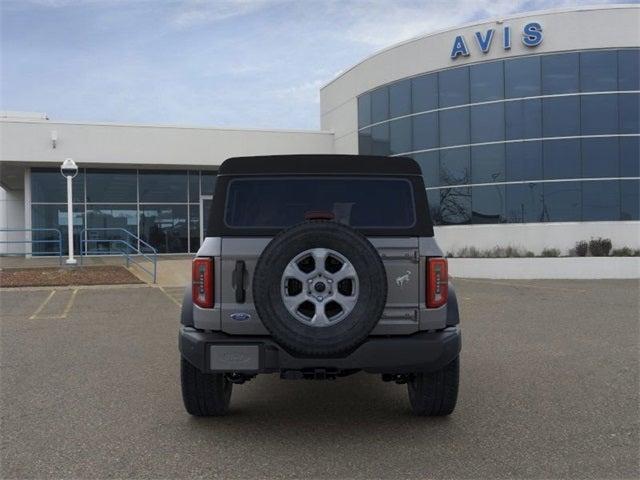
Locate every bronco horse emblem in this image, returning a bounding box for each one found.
[395,270,411,287]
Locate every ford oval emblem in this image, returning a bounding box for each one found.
[230,312,251,321]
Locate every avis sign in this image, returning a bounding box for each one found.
[450,22,543,59]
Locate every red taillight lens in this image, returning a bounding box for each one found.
[192,257,214,308]
[427,257,448,308]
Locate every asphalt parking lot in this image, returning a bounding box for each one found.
[1,279,638,479]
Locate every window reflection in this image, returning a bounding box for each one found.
[542,53,579,94]
[581,95,618,135]
[506,183,543,223]
[472,185,505,224]
[440,148,470,186]
[412,152,439,187]
[139,170,188,203]
[471,144,505,184]
[439,67,469,108]
[543,139,581,180]
[583,181,620,221]
[140,205,188,254]
[86,205,138,254]
[439,187,471,225]
[439,108,469,147]
[505,99,541,140]
[542,182,581,222]
[412,73,438,113]
[471,103,504,143]
[86,169,135,203]
[390,79,411,117]
[506,142,543,182]
[621,180,640,221]
[505,56,540,98]
[371,124,390,156]
[371,87,389,123]
[389,118,411,155]
[580,51,617,92]
[582,138,619,178]
[543,97,580,137]
[32,169,85,203]
[412,112,438,151]
[358,94,371,128]
[470,61,504,102]
[31,204,84,255]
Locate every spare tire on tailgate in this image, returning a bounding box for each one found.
[253,220,387,357]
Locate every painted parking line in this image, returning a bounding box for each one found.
[29,289,79,320]
[28,290,56,320]
[158,286,182,307]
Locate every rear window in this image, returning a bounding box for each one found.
[224,177,416,229]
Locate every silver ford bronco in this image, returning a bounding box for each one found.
[180,155,461,416]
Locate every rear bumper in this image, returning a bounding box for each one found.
[179,326,461,375]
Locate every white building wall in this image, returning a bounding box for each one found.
[0,186,26,254]
[0,120,335,168]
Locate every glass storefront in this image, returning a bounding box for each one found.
[31,168,216,254]
[357,48,640,225]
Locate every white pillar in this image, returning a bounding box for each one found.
[65,175,76,265]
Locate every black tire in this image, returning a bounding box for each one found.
[253,220,387,357]
[407,356,459,416]
[181,357,232,416]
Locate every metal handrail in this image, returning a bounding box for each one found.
[79,228,158,283]
[0,228,63,264]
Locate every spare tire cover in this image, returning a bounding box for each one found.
[253,220,387,357]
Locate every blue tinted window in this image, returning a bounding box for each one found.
[506,142,543,182]
[188,171,199,202]
[412,73,438,112]
[582,180,620,221]
[470,61,504,102]
[201,171,217,196]
[358,94,371,128]
[619,49,640,91]
[471,144,505,184]
[370,87,389,123]
[505,99,542,140]
[621,179,640,220]
[390,79,411,117]
[139,170,188,203]
[439,67,469,107]
[371,124,390,156]
[543,139,580,179]
[506,183,543,223]
[505,56,540,98]
[413,151,439,187]
[412,112,438,151]
[389,118,412,155]
[225,178,416,228]
[86,169,135,203]
[581,94,618,135]
[619,93,639,134]
[31,168,85,203]
[620,136,640,177]
[582,137,619,178]
[359,128,372,155]
[543,182,581,222]
[31,204,84,255]
[439,187,471,225]
[542,53,579,94]
[543,97,580,137]
[472,185,505,224]
[580,51,617,92]
[440,147,470,185]
[470,103,504,143]
[427,189,441,225]
[86,205,138,254]
[439,108,469,147]
[140,205,188,253]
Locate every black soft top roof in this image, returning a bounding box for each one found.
[218,154,421,176]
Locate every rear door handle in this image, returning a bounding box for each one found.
[232,260,246,303]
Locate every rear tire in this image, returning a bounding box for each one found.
[407,356,459,416]
[181,357,232,416]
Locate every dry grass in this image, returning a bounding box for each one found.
[0,266,143,288]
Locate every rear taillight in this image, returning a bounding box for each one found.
[427,257,448,308]
[192,257,214,308]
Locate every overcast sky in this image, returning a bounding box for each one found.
[0,0,631,130]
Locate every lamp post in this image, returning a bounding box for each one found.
[60,158,78,265]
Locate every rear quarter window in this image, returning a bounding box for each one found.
[224,177,416,229]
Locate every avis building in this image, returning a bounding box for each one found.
[1,5,638,257]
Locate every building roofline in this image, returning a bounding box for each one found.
[0,117,334,136]
[320,4,639,91]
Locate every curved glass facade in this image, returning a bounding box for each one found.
[357,49,640,225]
